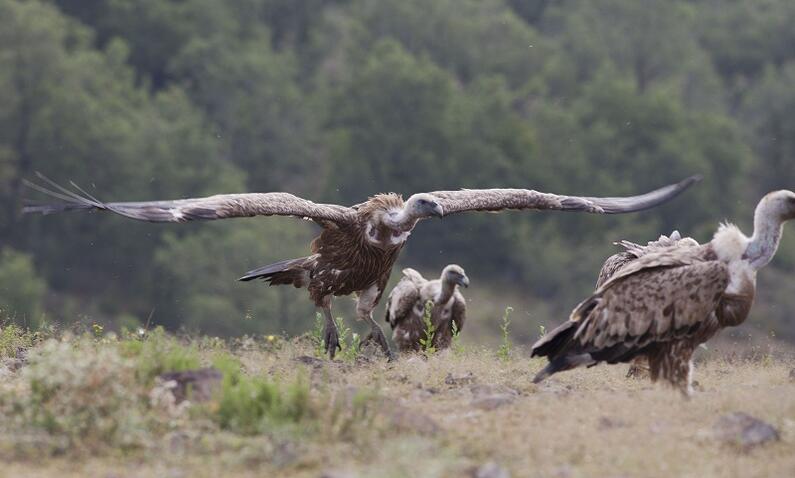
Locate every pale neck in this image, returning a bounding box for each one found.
[435,278,456,304]
[746,205,784,270]
[385,209,420,232]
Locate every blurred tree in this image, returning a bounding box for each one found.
[0,248,46,326]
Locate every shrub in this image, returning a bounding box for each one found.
[119,327,201,384]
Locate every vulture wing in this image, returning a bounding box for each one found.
[23,175,355,225]
[427,176,701,216]
[532,247,728,382]
[385,268,424,329]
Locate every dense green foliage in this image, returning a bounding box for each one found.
[1,0,793,341]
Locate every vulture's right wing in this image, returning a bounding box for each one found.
[23,175,355,226]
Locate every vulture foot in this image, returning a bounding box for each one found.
[323,324,341,359]
[364,325,396,362]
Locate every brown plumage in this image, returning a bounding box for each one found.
[23,173,699,360]
[531,190,795,395]
[385,265,468,352]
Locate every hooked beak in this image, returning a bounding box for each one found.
[431,203,444,218]
[458,275,470,288]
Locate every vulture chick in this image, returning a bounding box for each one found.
[385,265,469,352]
[532,190,795,396]
[24,174,699,360]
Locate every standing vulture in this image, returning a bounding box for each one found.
[596,230,701,378]
[24,174,699,360]
[385,265,469,352]
[531,190,795,395]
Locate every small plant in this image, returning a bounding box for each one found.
[497,306,513,361]
[119,327,201,384]
[418,300,436,355]
[91,323,104,338]
[538,324,546,339]
[311,312,325,357]
[450,319,464,355]
[0,323,34,358]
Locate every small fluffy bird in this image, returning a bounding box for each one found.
[385,265,469,352]
[531,190,795,395]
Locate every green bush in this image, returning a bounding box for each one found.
[119,327,201,384]
[0,248,46,326]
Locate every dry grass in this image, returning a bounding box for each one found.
[0,329,793,478]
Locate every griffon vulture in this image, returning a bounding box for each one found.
[24,174,699,360]
[385,265,469,352]
[531,190,795,395]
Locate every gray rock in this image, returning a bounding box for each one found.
[445,371,477,386]
[789,368,795,382]
[157,367,222,403]
[712,412,780,450]
[471,462,510,478]
[471,393,515,411]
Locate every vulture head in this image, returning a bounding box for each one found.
[405,193,444,219]
[756,190,795,223]
[442,264,469,288]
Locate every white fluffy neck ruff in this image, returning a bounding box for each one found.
[712,223,749,263]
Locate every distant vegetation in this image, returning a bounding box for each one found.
[1,0,794,341]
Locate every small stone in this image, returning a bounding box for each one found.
[157,367,222,403]
[388,404,440,435]
[712,412,780,450]
[445,371,477,386]
[598,416,628,430]
[294,355,327,367]
[470,384,518,398]
[470,462,510,478]
[471,394,515,411]
[788,369,795,382]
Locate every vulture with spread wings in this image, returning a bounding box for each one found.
[24,174,700,360]
[531,190,795,395]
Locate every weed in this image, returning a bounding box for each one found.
[0,323,34,358]
[497,306,513,361]
[450,319,464,355]
[538,324,546,339]
[118,327,201,384]
[419,300,436,355]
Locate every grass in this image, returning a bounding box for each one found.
[0,325,793,477]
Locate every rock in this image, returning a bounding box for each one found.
[157,367,222,403]
[294,355,327,367]
[789,368,795,382]
[712,412,780,450]
[470,384,518,398]
[470,462,510,478]
[598,416,628,430]
[445,372,477,386]
[471,393,515,411]
[388,404,441,435]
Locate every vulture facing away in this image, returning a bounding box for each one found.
[596,230,701,378]
[531,190,795,395]
[24,174,699,360]
[385,265,469,352]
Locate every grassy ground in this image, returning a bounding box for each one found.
[0,323,793,478]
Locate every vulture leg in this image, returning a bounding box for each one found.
[320,296,340,359]
[357,285,395,361]
[648,343,696,398]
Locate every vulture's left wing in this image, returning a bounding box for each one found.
[427,176,701,216]
[23,175,355,225]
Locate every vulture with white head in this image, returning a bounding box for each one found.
[385,265,469,352]
[24,174,699,360]
[531,190,795,395]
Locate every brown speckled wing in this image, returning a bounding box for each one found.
[572,261,730,351]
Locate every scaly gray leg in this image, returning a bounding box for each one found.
[357,285,395,361]
[321,300,340,359]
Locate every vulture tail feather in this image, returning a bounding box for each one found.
[239,256,312,288]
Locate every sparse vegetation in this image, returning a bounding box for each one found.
[419,300,437,355]
[497,306,513,361]
[0,326,791,476]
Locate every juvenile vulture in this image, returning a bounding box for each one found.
[531,190,795,395]
[385,265,469,352]
[24,174,699,360]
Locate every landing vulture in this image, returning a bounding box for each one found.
[531,190,795,395]
[24,174,700,360]
[385,265,468,352]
